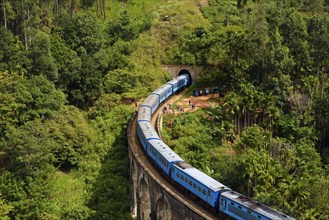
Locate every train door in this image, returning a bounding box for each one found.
[219,197,227,212]
[207,190,211,205]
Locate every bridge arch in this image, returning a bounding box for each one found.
[138,177,151,220]
[155,195,172,220]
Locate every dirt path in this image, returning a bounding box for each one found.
[165,92,220,114]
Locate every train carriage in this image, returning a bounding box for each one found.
[152,84,173,103]
[166,78,180,93]
[177,74,190,88]
[137,106,152,122]
[219,191,295,220]
[148,140,184,175]
[136,121,160,151]
[140,94,160,115]
[171,162,231,207]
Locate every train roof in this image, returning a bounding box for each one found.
[175,162,230,192]
[177,74,189,80]
[153,84,172,96]
[148,140,184,163]
[138,106,152,122]
[220,191,295,220]
[141,95,159,107]
[166,78,179,86]
[137,121,160,140]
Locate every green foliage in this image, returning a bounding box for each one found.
[55,12,102,54]
[2,119,56,177]
[106,10,152,45]
[89,93,122,118]
[52,172,93,219]
[50,34,82,103]
[0,75,66,135]
[236,125,271,151]
[49,106,91,168]
[86,105,135,219]
[28,31,58,82]
[0,26,30,75]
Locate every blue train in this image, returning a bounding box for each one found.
[136,74,295,220]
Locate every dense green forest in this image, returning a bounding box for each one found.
[0,0,329,219]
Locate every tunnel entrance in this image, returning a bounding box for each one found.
[178,69,192,86]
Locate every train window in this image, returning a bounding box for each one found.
[230,202,235,206]
[247,210,252,214]
[238,206,242,209]
[202,190,206,195]
[176,173,179,178]
[257,215,261,219]
[193,183,196,189]
[188,180,192,186]
[180,175,184,180]
[198,186,201,192]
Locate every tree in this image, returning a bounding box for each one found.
[0,26,31,75]
[28,31,58,82]
[50,34,82,104]
[279,10,312,78]
[56,12,102,54]
[49,106,91,168]
[0,75,66,136]
[106,10,151,45]
[308,14,329,72]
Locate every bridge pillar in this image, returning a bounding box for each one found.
[130,158,138,217]
[138,175,151,220]
[155,194,172,220]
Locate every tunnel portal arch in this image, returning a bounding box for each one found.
[178,69,192,86]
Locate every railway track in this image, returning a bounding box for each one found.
[128,91,222,220]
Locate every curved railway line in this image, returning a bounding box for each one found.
[128,74,295,220]
[128,91,221,220]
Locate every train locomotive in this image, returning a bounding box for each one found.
[136,73,295,220]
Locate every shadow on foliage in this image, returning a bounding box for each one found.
[87,128,132,219]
